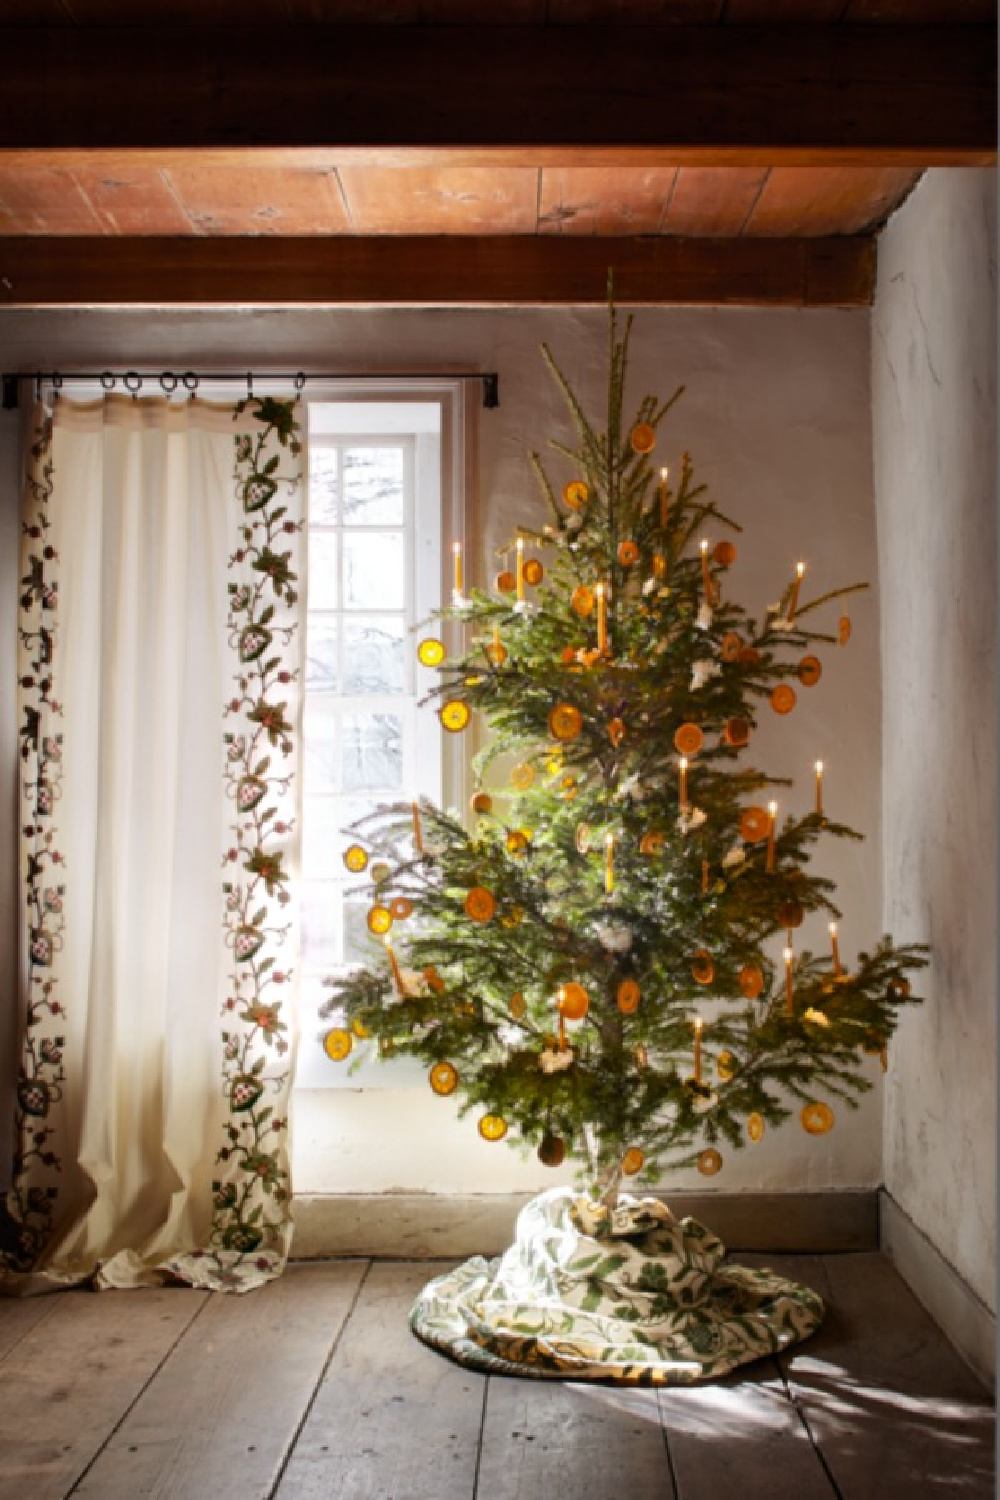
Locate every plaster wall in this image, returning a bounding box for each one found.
[0,304,884,1198]
[873,168,997,1311]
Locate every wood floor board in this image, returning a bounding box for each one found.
[71,1261,367,1500]
[0,1285,207,1500]
[0,1291,62,1362]
[478,1376,673,1500]
[778,1252,995,1498]
[273,1261,485,1500]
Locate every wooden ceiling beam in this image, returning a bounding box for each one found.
[0,25,992,165]
[0,235,876,308]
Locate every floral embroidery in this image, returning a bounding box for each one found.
[4,410,65,1271]
[212,398,303,1270]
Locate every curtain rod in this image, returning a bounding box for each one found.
[1,369,500,411]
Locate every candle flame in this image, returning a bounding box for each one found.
[453,541,460,556]
[605,831,614,849]
[660,466,669,481]
[829,921,838,936]
[694,1017,704,1036]
[516,537,524,553]
[768,800,777,816]
[783,946,794,963]
[797,561,806,578]
[815,760,824,774]
[680,755,688,772]
[595,582,604,599]
[700,539,709,554]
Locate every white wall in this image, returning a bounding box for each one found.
[0,304,885,1198]
[873,169,997,1311]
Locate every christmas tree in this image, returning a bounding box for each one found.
[320,304,926,1211]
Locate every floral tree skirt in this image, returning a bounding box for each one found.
[410,1187,824,1384]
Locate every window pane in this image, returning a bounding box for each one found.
[344,531,404,610]
[309,447,338,525]
[308,531,338,610]
[344,892,377,966]
[305,616,338,695]
[344,617,406,695]
[338,796,390,862]
[302,881,340,967]
[343,447,405,526]
[303,702,337,793]
[342,712,403,792]
[302,796,342,878]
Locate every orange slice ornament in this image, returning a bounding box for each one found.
[389,896,413,921]
[723,718,750,748]
[720,632,742,663]
[323,1028,353,1062]
[673,722,704,758]
[739,806,771,843]
[559,982,590,1021]
[367,905,392,936]
[801,1101,835,1135]
[616,978,640,1015]
[429,1061,459,1096]
[692,949,715,986]
[510,762,535,791]
[563,480,589,512]
[639,830,665,856]
[417,637,446,668]
[464,886,496,923]
[838,614,852,645]
[798,655,822,687]
[571,584,595,617]
[771,683,797,715]
[478,1114,508,1142]
[495,569,516,594]
[747,1113,765,1143]
[538,1133,566,1167]
[630,423,656,454]
[549,702,583,741]
[713,539,737,568]
[440,700,471,732]
[343,843,369,874]
[716,1050,738,1082]
[523,557,544,587]
[617,539,640,568]
[697,1148,723,1177]
[621,1147,644,1176]
[738,964,765,1000]
[471,790,493,815]
[509,992,526,1020]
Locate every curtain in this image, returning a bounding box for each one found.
[2,393,305,1293]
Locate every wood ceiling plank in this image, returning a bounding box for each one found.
[337,166,539,234]
[663,166,770,234]
[745,165,923,234]
[0,234,875,307]
[843,0,996,19]
[0,164,102,233]
[547,0,723,19]
[0,26,991,164]
[538,167,678,235]
[724,0,847,16]
[67,164,195,234]
[164,162,352,235]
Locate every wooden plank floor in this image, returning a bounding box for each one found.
[0,1253,992,1499]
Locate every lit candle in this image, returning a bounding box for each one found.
[659,466,670,530]
[384,934,405,996]
[766,801,778,872]
[604,831,614,895]
[453,541,463,599]
[784,945,794,1015]
[596,582,608,654]
[788,561,805,622]
[516,537,525,601]
[814,760,824,817]
[412,799,423,854]
[679,755,689,810]
[829,921,842,978]
[693,1017,704,1083]
[557,987,567,1050]
[700,539,712,601]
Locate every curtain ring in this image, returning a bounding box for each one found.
[182,371,198,393]
[160,371,178,394]
[51,373,63,402]
[100,371,115,391]
[124,371,142,399]
[294,372,306,392]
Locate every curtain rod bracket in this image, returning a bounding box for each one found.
[1,374,18,410]
[482,373,499,409]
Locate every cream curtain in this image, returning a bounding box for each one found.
[3,394,305,1293]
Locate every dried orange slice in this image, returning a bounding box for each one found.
[429,1061,459,1096]
[739,645,760,667]
[716,1050,738,1081]
[479,1114,508,1142]
[739,806,771,843]
[801,1101,834,1135]
[523,557,544,587]
[506,829,530,856]
[838,614,852,645]
[563,480,589,511]
[417,637,445,668]
[630,423,656,454]
[616,978,640,1015]
[713,539,737,568]
[697,1148,723,1176]
[343,843,369,873]
[621,1147,644,1176]
[639,830,665,856]
[571,583,595,617]
[673,722,704,757]
[771,683,797,715]
[464,886,496,923]
[738,964,765,1000]
[720,632,742,663]
[423,966,445,994]
[495,569,516,594]
[692,949,715,986]
[561,774,579,801]
[559,982,589,1021]
[486,639,508,667]
[798,655,822,687]
[509,992,526,1020]
[389,896,413,921]
[608,717,626,748]
[367,905,392,935]
[549,702,583,741]
[440,700,470,732]
[723,718,750,748]
[323,1028,353,1062]
[747,1113,765,1143]
[471,790,493,815]
[510,762,535,791]
[617,539,640,567]
[538,1133,566,1167]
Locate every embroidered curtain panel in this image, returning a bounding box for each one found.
[4,394,305,1293]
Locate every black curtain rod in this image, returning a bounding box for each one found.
[1,369,499,411]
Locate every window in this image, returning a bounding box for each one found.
[295,392,467,1088]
